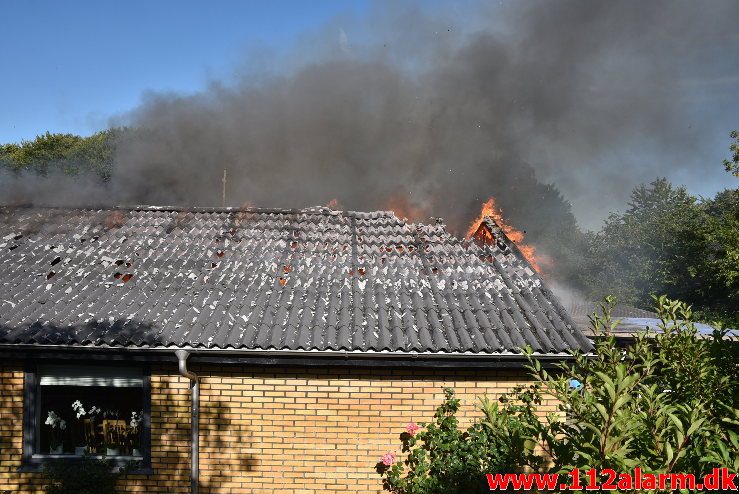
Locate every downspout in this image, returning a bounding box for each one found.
[175,350,199,494]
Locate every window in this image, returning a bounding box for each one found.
[23,363,151,470]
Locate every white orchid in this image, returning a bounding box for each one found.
[45,410,63,427]
[130,411,143,429]
[45,411,66,450]
[72,400,87,419]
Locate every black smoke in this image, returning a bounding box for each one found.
[1,0,737,237]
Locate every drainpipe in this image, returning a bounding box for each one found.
[175,350,199,494]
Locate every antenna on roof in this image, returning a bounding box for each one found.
[221,169,227,207]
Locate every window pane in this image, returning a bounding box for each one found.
[37,367,145,457]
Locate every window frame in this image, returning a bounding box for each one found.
[20,361,152,473]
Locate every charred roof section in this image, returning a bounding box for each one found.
[0,205,593,355]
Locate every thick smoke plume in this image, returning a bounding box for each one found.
[1,0,737,236]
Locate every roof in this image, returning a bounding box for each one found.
[567,301,738,342]
[567,301,659,322]
[567,301,658,336]
[0,205,593,356]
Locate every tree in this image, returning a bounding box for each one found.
[692,188,739,325]
[581,177,739,327]
[724,130,739,177]
[580,179,702,306]
[0,129,120,179]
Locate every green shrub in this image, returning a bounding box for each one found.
[379,388,516,494]
[529,296,738,479]
[378,296,739,492]
[43,456,120,494]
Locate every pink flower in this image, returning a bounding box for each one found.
[406,422,420,436]
[380,452,396,466]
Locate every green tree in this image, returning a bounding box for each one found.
[581,178,738,327]
[692,188,739,325]
[581,179,702,306]
[724,130,739,177]
[0,129,120,179]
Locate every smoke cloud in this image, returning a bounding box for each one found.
[2,0,738,234]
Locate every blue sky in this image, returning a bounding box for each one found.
[0,1,372,143]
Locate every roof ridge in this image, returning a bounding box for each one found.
[0,203,452,234]
[0,202,399,217]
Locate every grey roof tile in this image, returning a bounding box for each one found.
[0,205,593,355]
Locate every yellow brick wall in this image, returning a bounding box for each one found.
[0,362,44,493]
[0,360,557,494]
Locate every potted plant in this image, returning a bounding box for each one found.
[102,410,123,456]
[44,411,67,454]
[71,400,100,455]
[128,410,143,457]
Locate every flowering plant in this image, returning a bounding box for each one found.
[71,400,100,451]
[129,410,143,430]
[72,400,100,420]
[380,452,396,466]
[405,423,420,437]
[378,389,508,493]
[45,411,67,450]
[127,410,144,453]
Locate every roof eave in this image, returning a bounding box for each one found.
[0,342,590,362]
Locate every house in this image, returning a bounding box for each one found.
[0,205,592,494]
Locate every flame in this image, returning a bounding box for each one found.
[384,196,428,223]
[326,198,342,209]
[466,198,542,273]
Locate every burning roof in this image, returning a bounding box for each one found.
[0,205,592,355]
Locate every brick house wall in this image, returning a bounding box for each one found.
[0,360,558,494]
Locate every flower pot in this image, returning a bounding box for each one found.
[74,446,87,455]
[50,444,63,454]
[132,448,142,457]
[106,447,120,456]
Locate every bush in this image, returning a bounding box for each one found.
[43,456,120,494]
[379,388,512,494]
[378,386,552,493]
[378,296,739,492]
[532,296,738,478]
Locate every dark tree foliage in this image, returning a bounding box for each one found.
[724,130,739,177]
[43,456,120,494]
[580,178,738,327]
[504,179,590,290]
[0,129,120,180]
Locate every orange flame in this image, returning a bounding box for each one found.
[466,198,542,272]
[384,196,428,223]
[326,198,342,209]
